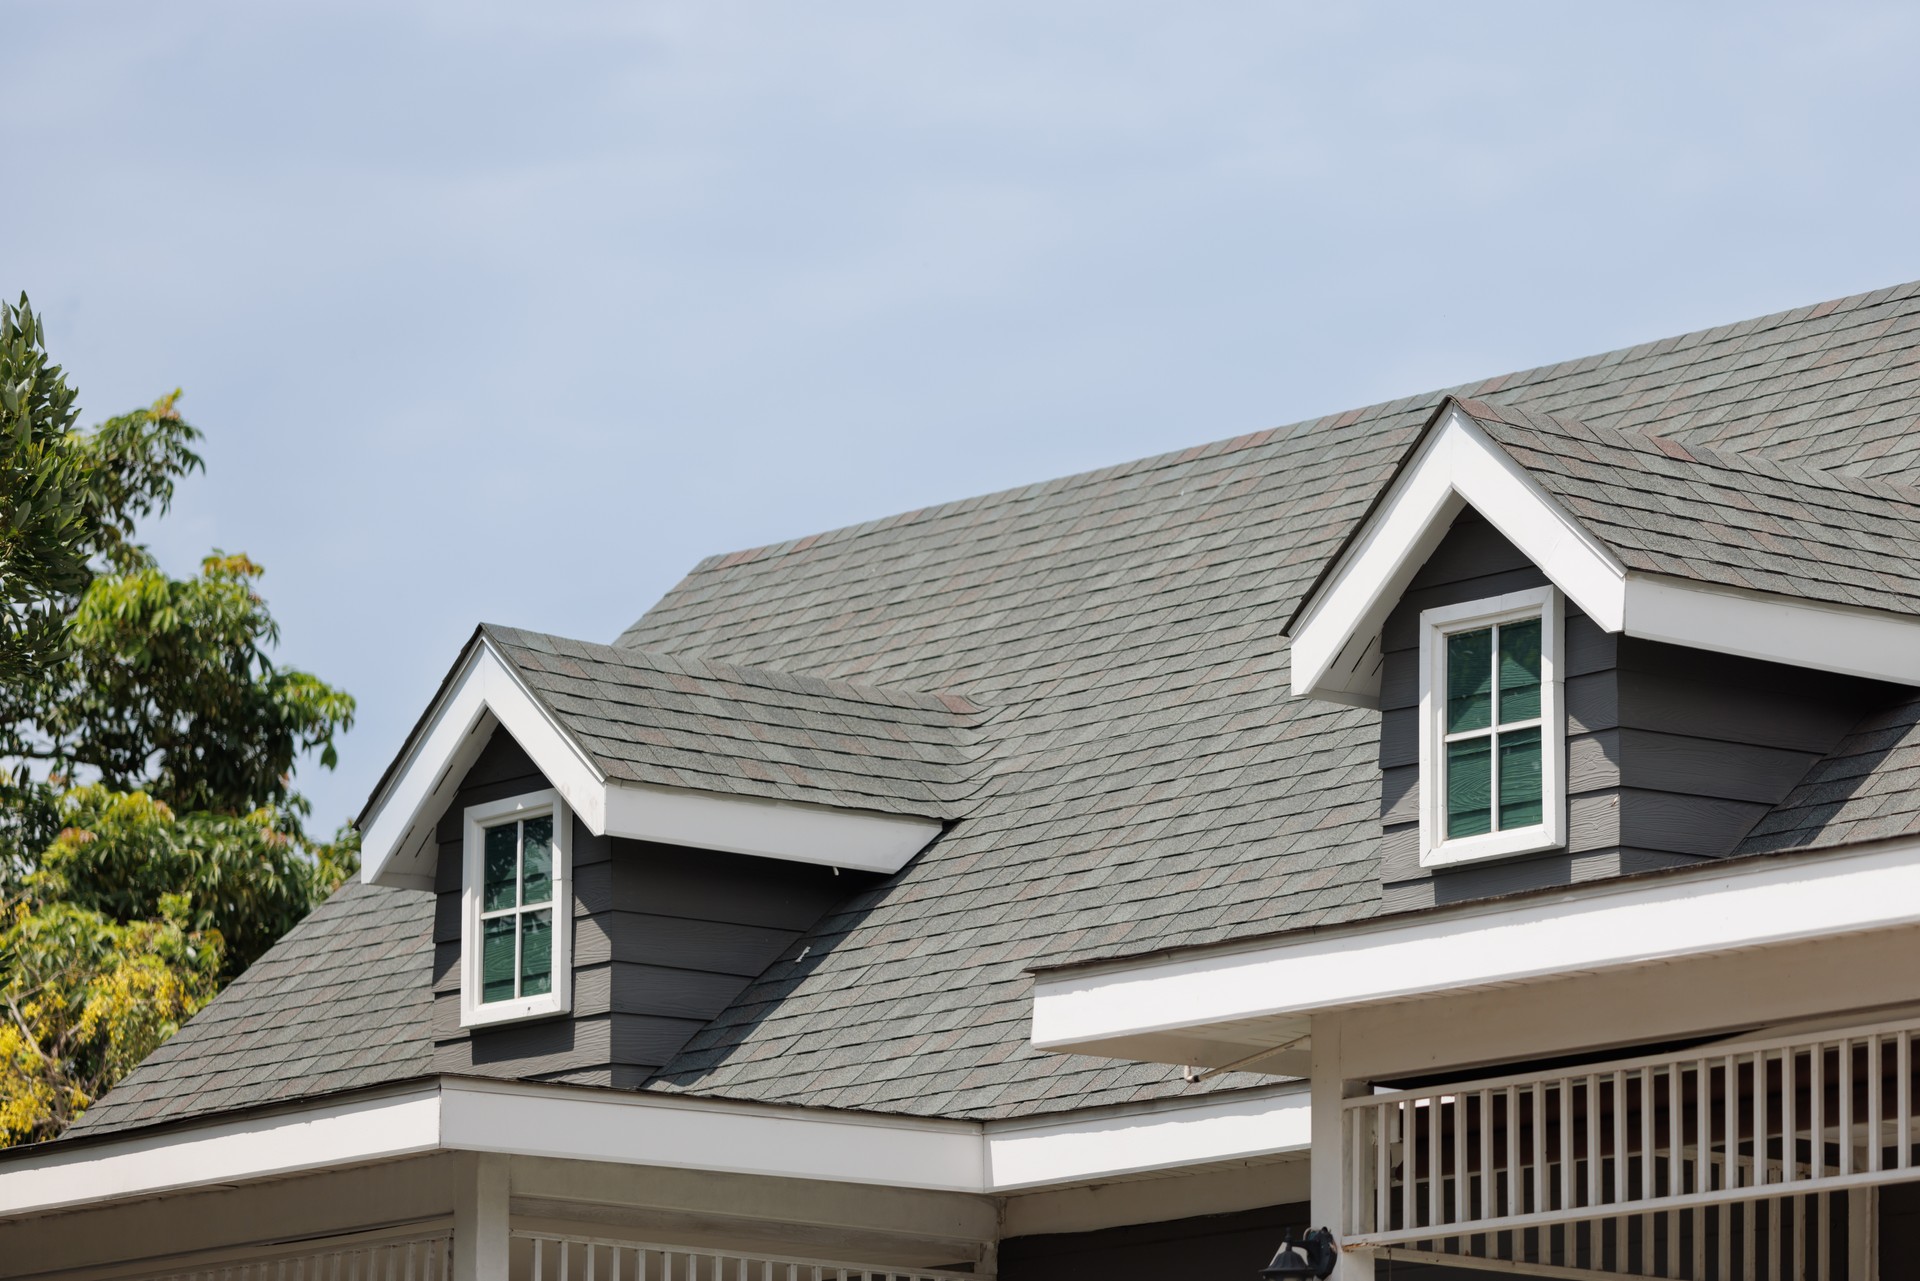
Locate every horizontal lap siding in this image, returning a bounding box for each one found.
[1374,508,1889,913]
[604,838,852,1072]
[431,726,859,1082]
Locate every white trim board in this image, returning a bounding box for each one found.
[1029,833,1920,1066]
[983,1084,1312,1191]
[0,1078,1315,1218]
[0,1087,443,1219]
[1290,404,1623,706]
[358,636,943,887]
[1288,403,1920,705]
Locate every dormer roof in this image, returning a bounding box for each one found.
[1287,397,1920,706]
[356,624,986,888]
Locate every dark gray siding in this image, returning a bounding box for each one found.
[431,726,856,1085]
[999,1203,1310,1281]
[1378,510,1893,912]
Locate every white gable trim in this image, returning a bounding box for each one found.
[1290,404,1920,704]
[1290,406,1625,706]
[1029,832,1920,1066]
[359,637,943,888]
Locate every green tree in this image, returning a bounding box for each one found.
[0,292,355,1145]
[0,296,202,691]
[0,295,91,689]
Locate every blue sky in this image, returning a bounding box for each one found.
[7,2,1920,831]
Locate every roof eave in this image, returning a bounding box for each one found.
[356,631,947,889]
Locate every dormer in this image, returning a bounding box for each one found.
[1288,398,1920,908]
[357,625,983,1083]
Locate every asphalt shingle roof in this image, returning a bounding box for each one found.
[1739,693,1920,855]
[485,625,988,819]
[63,277,1920,1142]
[1457,398,1920,616]
[68,880,433,1137]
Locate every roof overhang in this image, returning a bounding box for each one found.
[1289,402,1920,706]
[0,1076,1312,1218]
[1029,832,1920,1070]
[358,634,944,889]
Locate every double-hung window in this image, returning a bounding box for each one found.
[1418,585,1565,867]
[461,789,571,1027]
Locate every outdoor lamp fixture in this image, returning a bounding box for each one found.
[1259,1228,1336,1279]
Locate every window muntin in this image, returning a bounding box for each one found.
[479,813,554,1004]
[1442,616,1543,838]
[461,790,570,1027]
[1419,586,1564,867]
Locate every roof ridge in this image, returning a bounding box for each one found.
[660,278,1920,587]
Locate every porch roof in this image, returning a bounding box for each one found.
[1028,831,1920,1070]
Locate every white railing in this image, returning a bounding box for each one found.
[512,1232,982,1281]
[137,1232,453,1281]
[1343,1014,1920,1278]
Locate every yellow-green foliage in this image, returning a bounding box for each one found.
[0,294,355,1148]
[0,895,221,1146]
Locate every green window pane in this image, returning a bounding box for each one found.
[521,815,553,906]
[483,823,519,912]
[1498,619,1542,723]
[1446,736,1492,838]
[520,910,552,997]
[1446,628,1493,733]
[481,914,516,1003]
[1499,727,1544,829]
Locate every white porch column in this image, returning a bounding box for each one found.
[453,1152,510,1281]
[1310,1013,1373,1280]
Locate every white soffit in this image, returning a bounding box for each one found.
[1029,833,1920,1066]
[359,637,943,888]
[0,1078,1315,1217]
[1289,404,1920,704]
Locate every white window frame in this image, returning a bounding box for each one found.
[1418,585,1566,868]
[460,788,572,1028]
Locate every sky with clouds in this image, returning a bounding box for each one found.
[7,2,1920,831]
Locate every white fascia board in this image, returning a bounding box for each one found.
[1623,573,1920,686]
[0,1079,1331,1216]
[1290,407,1626,704]
[439,1078,986,1194]
[982,1084,1311,1191]
[1031,834,1920,1063]
[601,783,943,875]
[0,1087,441,1218]
[443,1078,1308,1195]
[362,640,943,887]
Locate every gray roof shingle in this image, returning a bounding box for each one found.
[485,625,988,819]
[67,880,434,1138]
[1457,398,1920,616]
[63,277,1920,1142]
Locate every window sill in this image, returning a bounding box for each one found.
[461,992,569,1030]
[1420,825,1561,870]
